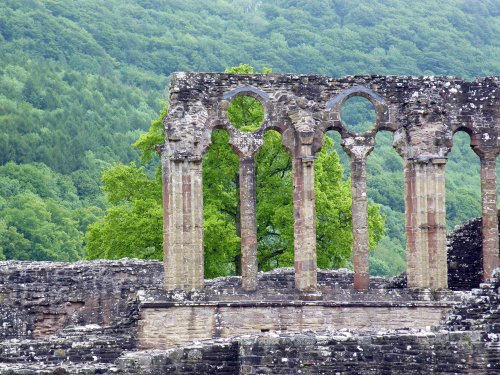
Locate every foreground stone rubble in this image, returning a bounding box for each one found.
[0,259,498,374]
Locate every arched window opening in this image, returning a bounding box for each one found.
[446,131,481,228]
[255,130,293,271]
[339,95,376,133]
[446,131,483,289]
[227,95,264,132]
[367,130,406,276]
[317,131,388,276]
[202,129,240,278]
[315,132,352,269]
[327,130,350,179]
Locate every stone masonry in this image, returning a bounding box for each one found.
[448,211,500,290]
[119,269,500,375]
[0,260,499,374]
[162,73,500,291]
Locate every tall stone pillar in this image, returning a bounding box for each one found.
[341,139,374,290]
[473,149,499,281]
[404,159,448,289]
[162,155,204,290]
[293,155,317,291]
[349,147,373,289]
[239,156,258,291]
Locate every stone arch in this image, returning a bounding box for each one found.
[446,130,481,229]
[450,125,481,150]
[325,85,391,137]
[319,86,391,288]
[223,85,270,102]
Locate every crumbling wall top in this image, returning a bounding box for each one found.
[163,72,500,161]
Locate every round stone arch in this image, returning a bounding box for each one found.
[324,85,391,138]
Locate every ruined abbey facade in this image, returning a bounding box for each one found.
[161,72,499,292]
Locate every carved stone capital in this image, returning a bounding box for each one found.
[228,131,264,158]
[288,109,317,134]
[341,136,375,160]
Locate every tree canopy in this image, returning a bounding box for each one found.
[87,64,385,277]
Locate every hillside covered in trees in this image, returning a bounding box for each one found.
[0,0,499,275]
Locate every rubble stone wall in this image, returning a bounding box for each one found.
[118,331,499,375]
[0,259,163,341]
[0,260,498,373]
[447,211,500,290]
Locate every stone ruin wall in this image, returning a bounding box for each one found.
[0,259,163,366]
[0,256,498,373]
[128,267,500,375]
[0,259,162,339]
[0,212,494,350]
[119,329,500,375]
[162,73,500,293]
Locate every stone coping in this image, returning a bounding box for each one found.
[139,299,462,309]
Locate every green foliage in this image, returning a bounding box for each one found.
[254,131,295,270]
[0,162,102,261]
[88,64,384,277]
[86,163,163,260]
[224,64,255,75]
[227,97,264,132]
[340,96,376,133]
[202,130,241,277]
[133,103,169,164]
[3,0,495,173]
[446,131,482,228]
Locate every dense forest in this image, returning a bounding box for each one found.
[0,0,499,275]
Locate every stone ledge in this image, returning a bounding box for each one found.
[139,299,461,309]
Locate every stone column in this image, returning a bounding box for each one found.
[162,156,204,290]
[404,159,448,289]
[239,156,258,291]
[293,155,317,291]
[476,151,499,281]
[349,148,373,290]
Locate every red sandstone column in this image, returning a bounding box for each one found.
[429,160,448,288]
[239,156,258,291]
[403,160,421,288]
[163,157,204,290]
[293,156,317,291]
[350,154,371,290]
[404,159,447,289]
[342,140,374,290]
[479,154,499,281]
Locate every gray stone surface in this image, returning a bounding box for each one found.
[448,211,500,290]
[0,260,498,373]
